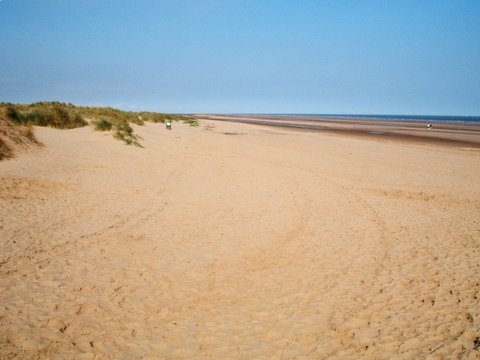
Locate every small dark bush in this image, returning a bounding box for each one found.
[72,113,88,128]
[114,122,134,135]
[23,110,54,127]
[92,119,113,131]
[6,106,24,124]
[113,121,142,147]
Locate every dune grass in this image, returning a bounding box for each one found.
[0,137,13,160]
[0,102,198,152]
[91,117,142,146]
[4,103,88,129]
[0,112,42,160]
[113,122,142,147]
[92,118,113,131]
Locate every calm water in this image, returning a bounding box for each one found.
[289,114,480,124]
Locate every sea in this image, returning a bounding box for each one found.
[284,114,480,124]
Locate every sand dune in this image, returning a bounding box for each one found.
[1,120,479,359]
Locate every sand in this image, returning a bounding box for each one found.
[196,114,480,148]
[1,119,479,359]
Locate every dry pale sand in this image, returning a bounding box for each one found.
[1,120,479,359]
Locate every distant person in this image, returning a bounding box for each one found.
[166,120,172,130]
[427,124,432,129]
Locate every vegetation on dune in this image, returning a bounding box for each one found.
[77,106,144,126]
[113,121,142,147]
[91,116,141,146]
[0,111,42,160]
[0,102,198,157]
[75,105,197,128]
[92,118,113,131]
[137,111,198,126]
[4,102,88,129]
[0,136,14,160]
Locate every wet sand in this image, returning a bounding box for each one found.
[1,120,480,359]
[195,114,480,148]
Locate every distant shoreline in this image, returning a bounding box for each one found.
[194,114,480,148]
[191,113,480,123]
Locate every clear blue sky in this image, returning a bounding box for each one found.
[1,0,479,115]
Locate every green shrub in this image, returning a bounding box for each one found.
[114,122,133,135]
[113,121,142,147]
[92,118,113,131]
[23,110,54,127]
[138,112,168,123]
[49,106,87,128]
[181,117,199,126]
[5,106,24,124]
[8,106,88,129]
[72,113,88,128]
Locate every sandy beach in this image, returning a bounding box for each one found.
[195,114,480,148]
[1,119,480,359]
